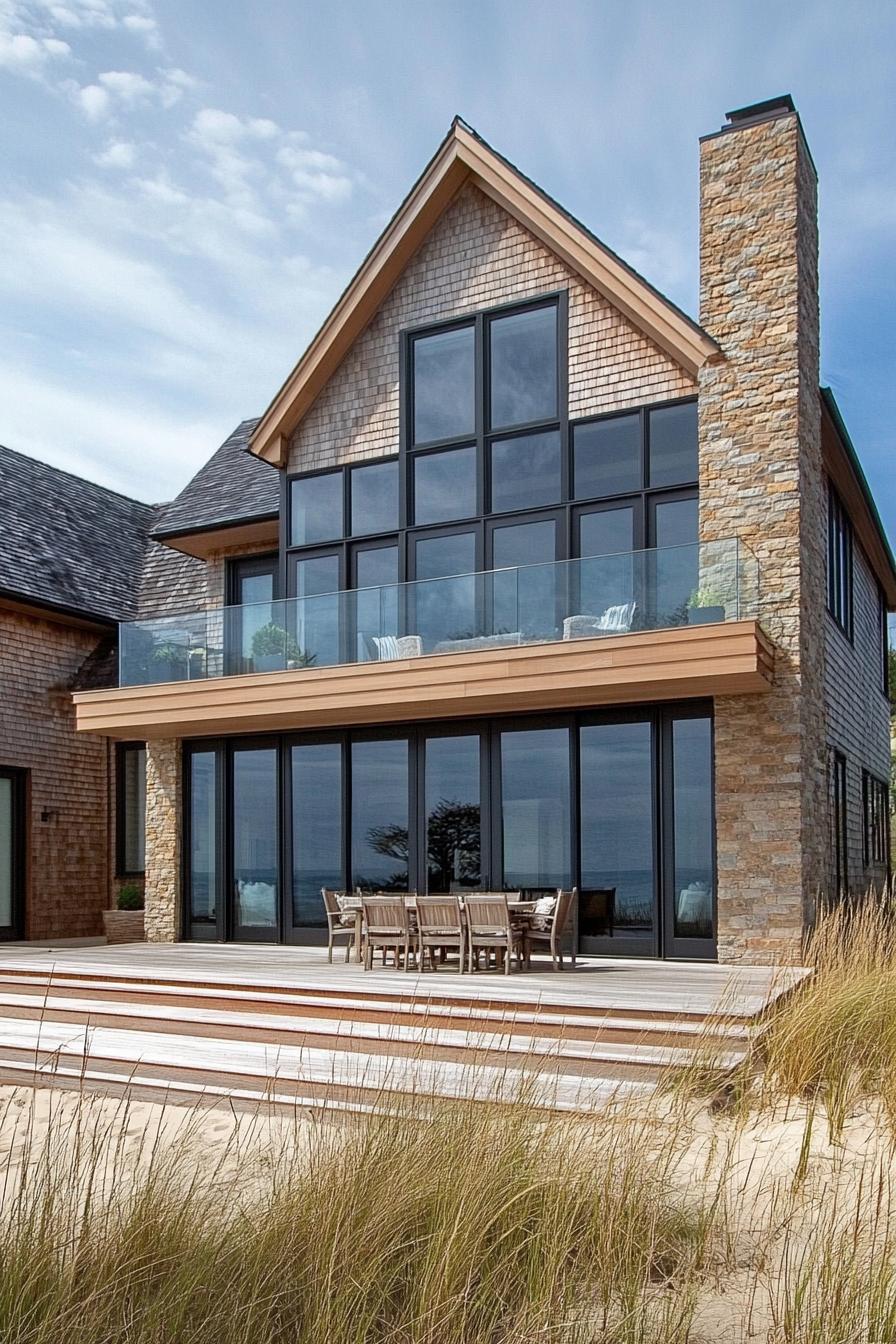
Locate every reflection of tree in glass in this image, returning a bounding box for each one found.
[363,798,481,892]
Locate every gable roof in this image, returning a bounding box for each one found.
[249,119,719,466]
[0,443,156,625]
[151,418,280,558]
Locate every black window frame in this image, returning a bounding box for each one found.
[831,750,849,899]
[278,289,698,638]
[877,583,889,699]
[863,770,891,872]
[827,482,854,640]
[115,741,146,878]
[0,765,26,941]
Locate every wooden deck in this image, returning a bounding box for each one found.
[0,943,810,1116]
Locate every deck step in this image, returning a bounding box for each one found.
[0,995,746,1075]
[0,1020,656,1111]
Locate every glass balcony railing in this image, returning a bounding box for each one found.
[118,538,759,687]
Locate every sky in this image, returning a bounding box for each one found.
[0,0,894,555]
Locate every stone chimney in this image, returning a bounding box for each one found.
[698,97,827,963]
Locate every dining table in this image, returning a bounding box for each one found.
[339,894,537,964]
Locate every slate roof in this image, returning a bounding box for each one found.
[151,418,280,540]
[0,444,157,625]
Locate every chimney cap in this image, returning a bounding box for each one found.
[724,95,796,128]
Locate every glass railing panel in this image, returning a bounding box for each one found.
[118,538,760,686]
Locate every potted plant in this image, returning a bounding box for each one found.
[151,640,189,682]
[686,587,727,626]
[103,883,145,944]
[250,622,316,673]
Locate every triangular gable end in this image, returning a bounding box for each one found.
[250,119,719,466]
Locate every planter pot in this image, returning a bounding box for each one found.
[103,909,145,944]
[687,606,725,626]
[254,653,283,673]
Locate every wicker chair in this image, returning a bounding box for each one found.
[361,896,414,971]
[465,893,525,975]
[523,888,578,970]
[321,888,357,963]
[416,895,465,973]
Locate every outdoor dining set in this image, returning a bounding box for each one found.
[321,888,577,975]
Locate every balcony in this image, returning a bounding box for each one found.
[74,539,773,738]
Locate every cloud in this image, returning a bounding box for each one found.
[97,67,154,101]
[74,81,109,119]
[0,29,70,75]
[277,142,352,203]
[121,12,159,47]
[93,137,136,168]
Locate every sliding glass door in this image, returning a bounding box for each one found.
[0,768,25,941]
[184,705,715,958]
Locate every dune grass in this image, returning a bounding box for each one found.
[753,893,896,1133]
[0,1088,725,1344]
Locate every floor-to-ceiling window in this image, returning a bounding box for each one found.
[231,745,278,940]
[184,705,715,958]
[498,726,571,892]
[578,717,655,954]
[281,293,699,660]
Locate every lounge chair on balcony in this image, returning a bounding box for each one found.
[365,634,424,660]
[562,602,636,641]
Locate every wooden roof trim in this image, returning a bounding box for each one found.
[249,123,718,466]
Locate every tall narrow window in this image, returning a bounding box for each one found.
[488,304,558,429]
[188,750,217,925]
[412,325,475,445]
[863,772,890,871]
[827,484,853,637]
[291,742,342,926]
[831,751,849,898]
[117,743,146,875]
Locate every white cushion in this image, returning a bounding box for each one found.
[530,895,556,931]
[372,635,401,660]
[598,602,635,633]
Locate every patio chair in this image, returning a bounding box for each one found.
[361,896,414,971]
[321,887,357,963]
[524,887,578,971]
[465,893,525,975]
[416,894,465,973]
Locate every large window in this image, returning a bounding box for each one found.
[282,292,698,651]
[183,704,716,957]
[116,743,146,876]
[827,483,853,638]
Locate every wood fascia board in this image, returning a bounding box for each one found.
[152,517,280,560]
[250,143,472,465]
[73,620,773,739]
[453,126,717,376]
[249,126,718,466]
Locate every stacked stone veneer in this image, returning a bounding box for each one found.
[0,608,112,939]
[698,110,827,962]
[288,182,695,472]
[143,738,181,942]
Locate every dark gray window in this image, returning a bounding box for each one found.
[490,517,558,638]
[831,751,848,898]
[670,716,714,940]
[648,402,698,487]
[499,726,571,890]
[292,554,341,666]
[863,771,890,870]
[351,738,409,891]
[413,445,477,524]
[188,750,217,924]
[573,413,641,498]
[117,743,146,876]
[580,720,654,942]
[424,734,482,892]
[489,430,561,513]
[412,325,475,444]
[290,471,343,546]
[489,305,558,429]
[827,483,853,638]
[291,742,342,926]
[350,459,398,536]
[232,747,278,931]
[412,531,478,650]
